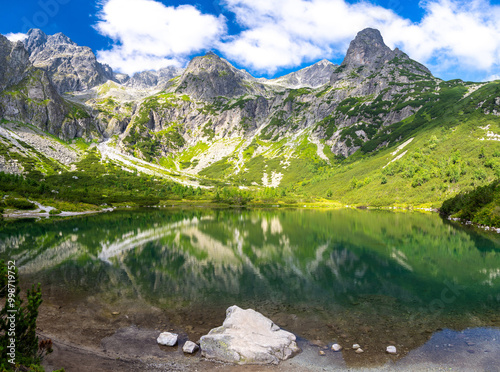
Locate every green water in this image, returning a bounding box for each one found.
[1,208,500,364]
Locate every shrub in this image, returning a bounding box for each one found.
[4,198,36,210]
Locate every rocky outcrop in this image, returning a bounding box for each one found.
[24,29,115,93]
[200,305,300,365]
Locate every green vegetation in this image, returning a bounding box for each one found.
[284,88,311,103]
[440,180,500,227]
[0,149,206,211]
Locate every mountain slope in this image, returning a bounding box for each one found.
[0,27,499,209]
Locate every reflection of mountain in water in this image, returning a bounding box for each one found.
[2,209,499,313]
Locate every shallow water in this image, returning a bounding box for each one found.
[1,208,500,367]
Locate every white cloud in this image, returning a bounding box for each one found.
[219,0,406,73]
[5,33,27,42]
[485,74,500,82]
[92,0,500,80]
[94,0,226,75]
[218,0,500,79]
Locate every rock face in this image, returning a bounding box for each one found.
[200,305,300,365]
[24,29,115,93]
[0,34,30,91]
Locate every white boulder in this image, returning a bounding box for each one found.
[157,332,178,346]
[200,305,300,364]
[183,341,199,354]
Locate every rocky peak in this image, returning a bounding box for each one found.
[173,51,263,100]
[123,66,184,89]
[341,28,392,70]
[24,28,48,54]
[50,32,75,46]
[269,59,338,88]
[330,28,431,85]
[23,29,115,93]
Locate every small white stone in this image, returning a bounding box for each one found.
[157,332,178,346]
[386,345,397,354]
[331,343,342,352]
[183,341,199,354]
[355,348,364,354]
[352,344,360,350]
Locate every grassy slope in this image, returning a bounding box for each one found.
[232,80,500,208]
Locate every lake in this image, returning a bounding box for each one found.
[1,208,500,369]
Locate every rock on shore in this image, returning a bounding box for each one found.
[200,305,300,364]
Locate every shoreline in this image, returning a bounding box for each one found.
[39,311,500,372]
[2,200,440,220]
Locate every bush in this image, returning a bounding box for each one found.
[4,198,36,210]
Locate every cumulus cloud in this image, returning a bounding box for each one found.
[5,32,28,42]
[218,0,399,73]
[218,0,500,79]
[94,0,226,75]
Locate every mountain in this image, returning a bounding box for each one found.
[118,66,185,89]
[267,59,338,88]
[0,27,499,209]
[0,33,100,143]
[24,29,115,93]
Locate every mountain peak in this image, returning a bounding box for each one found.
[23,29,115,92]
[353,28,386,47]
[341,28,392,69]
[24,28,48,54]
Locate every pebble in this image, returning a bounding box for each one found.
[331,343,342,352]
[319,350,326,356]
[352,344,361,350]
[386,346,397,354]
[355,348,364,354]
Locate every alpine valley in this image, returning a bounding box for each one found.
[1,27,500,220]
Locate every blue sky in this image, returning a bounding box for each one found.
[1,0,500,82]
